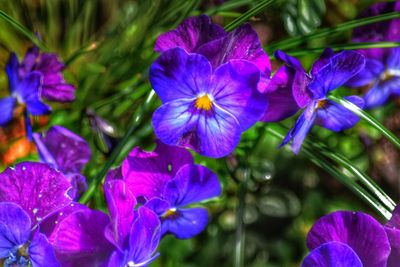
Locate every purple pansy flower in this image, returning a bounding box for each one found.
[33,126,92,199]
[150,48,268,157]
[43,180,161,267]
[19,46,76,102]
[0,162,74,266]
[0,53,51,128]
[110,142,221,239]
[302,210,391,267]
[277,49,366,153]
[385,204,400,267]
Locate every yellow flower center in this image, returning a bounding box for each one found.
[317,100,328,109]
[162,208,177,218]
[195,94,213,111]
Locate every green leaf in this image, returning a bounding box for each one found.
[282,0,326,36]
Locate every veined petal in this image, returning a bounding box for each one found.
[104,179,136,248]
[309,51,366,99]
[306,210,391,267]
[310,48,335,77]
[260,66,300,122]
[154,15,226,53]
[0,97,16,126]
[152,99,242,158]
[364,82,392,109]
[51,209,114,267]
[29,231,60,267]
[197,24,271,74]
[6,53,19,93]
[163,164,221,207]
[0,203,31,257]
[0,162,72,226]
[345,59,385,87]
[127,207,160,265]
[161,207,209,239]
[280,103,317,154]
[121,141,193,199]
[302,241,362,267]
[149,48,211,103]
[315,96,364,132]
[211,59,268,130]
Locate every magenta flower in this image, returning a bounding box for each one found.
[19,46,76,103]
[150,48,268,157]
[33,126,92,199]
[0,162,74,266]
[277,49,365,153]
[109,142,221,239]
[302,211,391,267]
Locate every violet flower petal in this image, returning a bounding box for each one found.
[302,241,362,267]
[197,24,271,74]
[0,162,72,226]
[161,207,209,239]
[149,48,212,103]
[51,209,114,267]
[0,97,16,126]
[163,164,221,207]
[310,48,335,77]
[6,53,19,92]
[345,59,385,87]
[306,210,391,267]
[29,231,60,267]
[121,141,193,199]
[152,99,242,158]
[315,96,364,132]
[154,15,226,53]
[145,198,170,216]
[0,202,31,257]
[309,51,365,99]
[104,179,136,248]
[364,82,393,109]
[385,227,400,267]
[387,47,400,69]
[17,72,51,115]
[210,60,268,131]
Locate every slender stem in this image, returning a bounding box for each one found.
[328,95,400,150]
[206,0,252,15]
[79,91,156,204]
[0,10,48,51]
[266,126,391,219]
[267,12,400,53]
[234,168,249,267]
[269,42,400,58]
[224,0,276,32]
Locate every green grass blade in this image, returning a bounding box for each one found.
[267,12,400,53]
[206,0,252,15]
[328,95,400,150]
[234,169,249,267]
[0,10,48,51]
[224,0,276,31]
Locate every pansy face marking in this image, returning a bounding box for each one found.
[195,93,213,111]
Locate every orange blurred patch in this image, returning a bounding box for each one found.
[1,138,34,166]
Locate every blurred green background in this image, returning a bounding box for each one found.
[0,0,398,266]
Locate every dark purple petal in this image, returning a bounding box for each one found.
[121,141,193,199]
[163,164,221,207]
[161,207,209,239]
[345,59,385,87]
[0,162,72,226]
[154,15,226,53]
[280,103,317,154]
[306,211,391,267]
[19,47,39,77]
[364,82,392,109]
[0,97,16,126]
[127,207,160,265]
[387,204,400,229]
[29,231,60,267]
[197,24,271,74]
[16,72,51,115]
[152,99,242,158]
[302,241,362,267]
[41,83,76,103]
[211,60,268,130]
[274,50,305,72]
[310,48,335,77]
[0,203,31,257]
[6,53,19,92]
[260,66,300,122]
[66,173,88,200]
[309,51,366,99]
[144,198,171,216]
[385,227,400,267]
[33,125,91,174]
[50,209,114,267]
[104,179,136,248]
[150,48,212,103]
[315,96,364,132]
